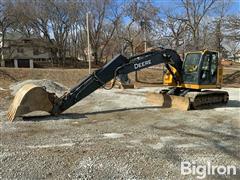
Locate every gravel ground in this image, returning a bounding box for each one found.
[1,85,240,179]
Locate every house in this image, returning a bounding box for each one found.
[228,50,240,63]
[0,32,54,68]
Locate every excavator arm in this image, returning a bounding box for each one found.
[51,49,182,114]
[7,49,183,121]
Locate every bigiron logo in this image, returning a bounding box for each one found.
[181,161,237,179]
[134,60,152,70]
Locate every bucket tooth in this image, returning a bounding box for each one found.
[146,93,190,110]
[7,84,56,121]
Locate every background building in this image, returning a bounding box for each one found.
[0,32,54,68]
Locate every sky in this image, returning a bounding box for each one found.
[228,0,240,13]
[153,0,240,16]
[120,0,240,26]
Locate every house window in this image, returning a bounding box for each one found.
[33,48,40,55]
[17,48,24,53]
[23,40,31,43]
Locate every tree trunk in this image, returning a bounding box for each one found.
[0,30,5,67]
[93,51,98,65]
[175,39,179,51]
[193,30,199,50]
[130,43,138,82]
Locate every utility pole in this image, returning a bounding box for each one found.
[86,12,91,74]
[183,24,188,56]
[144,22,147,52]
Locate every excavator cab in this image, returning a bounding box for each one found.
[182,50,221,87]
[161,49,227,110]
[163,50,222,89]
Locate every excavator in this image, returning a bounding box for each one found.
[7,48,229,121]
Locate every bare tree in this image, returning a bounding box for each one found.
[223,15,240,61]
[10,0,57,64]
[180,0,217,50]
[117,20,142,55]
[211,0,232,53]
[48,1,79,65]
[223,39,240,61]
[163,12,187,51]
[1,0,238,67]
[11,0,80,65]
[225,15,240,42]
[0,1,15,65]
[117,0,160,55]
[77,0,123,64]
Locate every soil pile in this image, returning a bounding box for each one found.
[223,70,240,87]
[9,79,68,96]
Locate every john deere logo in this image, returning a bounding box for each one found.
[134,60,152,70]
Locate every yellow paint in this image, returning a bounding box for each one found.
[177,84,221,89]
[163,49,223,90]
[185,49,218,56]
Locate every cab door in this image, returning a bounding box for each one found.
[182,53,202,84]
[199,51,218,85]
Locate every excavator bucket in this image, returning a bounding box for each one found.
[7,84,56,121]
[146,93,190,110]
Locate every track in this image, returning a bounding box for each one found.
[186,90,229,110]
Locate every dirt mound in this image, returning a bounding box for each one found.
[221,60,240,67]
[0,69,18,88]
[0,68,92,88]
[223,70,240,87]
[0,69,17,82]
[9,79,68,96]
[221,60,233,66]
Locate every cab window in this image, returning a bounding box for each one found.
[184,53,201,73]
[200,52,218,84]
[211,53,217,76]
[200,54,210,81]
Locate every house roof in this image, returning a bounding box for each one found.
[5,37,54,49]
[2,31,53,47]
[4,32,23,40]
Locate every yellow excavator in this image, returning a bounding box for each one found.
[7,48,228,121]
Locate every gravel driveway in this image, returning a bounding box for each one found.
[1,87,240,179]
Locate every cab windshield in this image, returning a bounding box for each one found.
[184,53,201,73]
